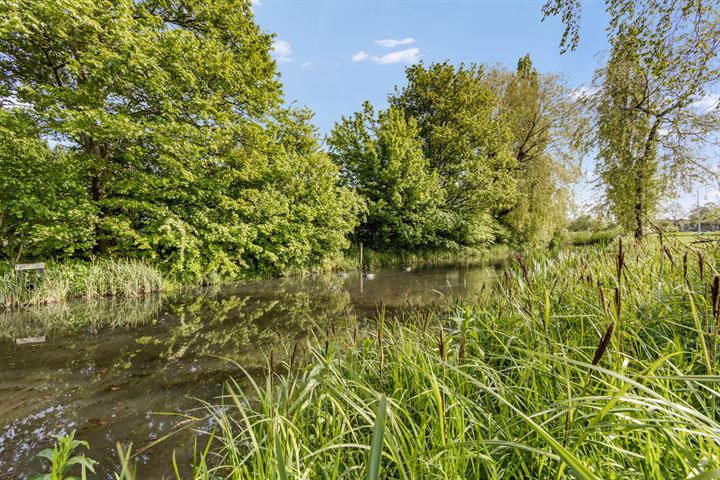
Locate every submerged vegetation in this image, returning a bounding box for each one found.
[32,239,720,478]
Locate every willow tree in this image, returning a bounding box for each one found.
[493,55,583,245]
[544,0,720,238]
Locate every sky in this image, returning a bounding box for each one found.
[252,0,718,214]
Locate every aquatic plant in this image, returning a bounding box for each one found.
[0,259,168,309]
[29,430,96,480]
[179,237,720,479]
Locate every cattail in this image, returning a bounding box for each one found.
[683,252,688,283]
[290,341,299,371]
[458,336,466,363]
[712,276,720,326]
[514,253,531,289]
[698,252,705,284]
[592,322,615,366]
[598,284,608,316]
[614,286,621,321]
[438,324,446,361]
[616,238,624,286]
[663,246,675,268]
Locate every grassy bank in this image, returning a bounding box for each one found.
[35,237,720,478]
[0,259,169,308]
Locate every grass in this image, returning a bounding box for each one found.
[31,238,720,478]
[177,237,720,479]
[0,259,169,309]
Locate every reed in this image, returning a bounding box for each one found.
[0,259,169,309]
[31,237,720,478]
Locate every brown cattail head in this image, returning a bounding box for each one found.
[712,276,720,324]
[438,325,446,361]
[617,238,625,285]
[592,322,615,366]
[683,252,688,282]
[514,253,531,288]
[698,252,705,283]
[614,286,621,321]
[663,246,675,268]
[598,284,608,316]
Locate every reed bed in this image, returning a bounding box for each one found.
[180,238,720,479]
[0,259,168,308]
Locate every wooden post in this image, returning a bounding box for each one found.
[359,242,363,273]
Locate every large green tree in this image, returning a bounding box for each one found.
[390,62,517,248]
[0,0,357,277]
[544,0,720,238]
[492,55,583,245]
[328,103,444,251]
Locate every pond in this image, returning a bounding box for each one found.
[0,260,503,479]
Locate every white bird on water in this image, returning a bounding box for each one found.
[363,272,376,280]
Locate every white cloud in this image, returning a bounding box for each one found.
[692,93,720,111]
[352,51,370,62]
[272,40,293,62]
[251,0,262,5]
[374,38,416,48]
[372,48,420,64]
[301,61,312,68]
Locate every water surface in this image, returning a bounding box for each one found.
[0,261,501,478]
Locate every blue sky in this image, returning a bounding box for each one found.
[252,0,717,213]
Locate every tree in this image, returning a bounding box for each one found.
[389,62,517,248]
[491,55,583,245]
[594,7,720,238]
[688,202,720,228]
[328,103,444,251]
[544,0,720,239]
[0,107,95,262]
[0,0,358,278]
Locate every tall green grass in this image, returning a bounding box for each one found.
[0,259,168,308]
[179,238,720,479]
[30,238,720,478]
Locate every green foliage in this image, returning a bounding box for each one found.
[30,430,96,480]
[0,0,358,279]
[0,259,167,308]
[328,103,444,251]
[0,109,95,261]
[177,240,720,479]
[494,55,583,246]
[390,62,518,249]
[546,0,720,239]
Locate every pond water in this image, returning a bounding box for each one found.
[0,260,502,479]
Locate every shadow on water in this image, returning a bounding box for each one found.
[0,261,502,478]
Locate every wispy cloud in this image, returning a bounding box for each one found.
[692,93,720,112]
[272,40,293,62]
[352,51,370,62]
[301,61,313,69]
[374,38,416,48]
[372,48,420,64]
